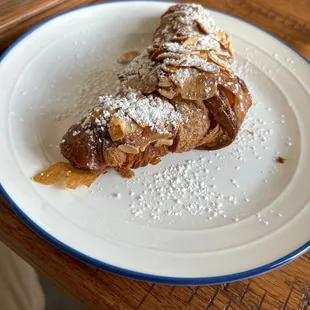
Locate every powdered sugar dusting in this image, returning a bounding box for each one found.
[125,157,238,221]
[91,90,180,134]
[170,68,198,87]
[120,51,155,80]
[172,54,219,73]
[155,4,219,44]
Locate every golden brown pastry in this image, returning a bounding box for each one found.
[34,3,252,187]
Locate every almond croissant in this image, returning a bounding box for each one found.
[60,3,252,177]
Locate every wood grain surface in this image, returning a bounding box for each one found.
[0,0,36,16]
[0,0,310,309]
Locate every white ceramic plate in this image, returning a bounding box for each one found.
[0,1,309,284]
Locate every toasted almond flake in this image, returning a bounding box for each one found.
[118,144,140,154]
[181,74,217,100]
[158,77,173,87]
[117,168,135,178]
[108,117,126,141]
[150,158,161,165]
[158,88,176,99]
[154,139,174,147]
[149,133,173,141]
[184,36,199,46]
[118,50,141,64]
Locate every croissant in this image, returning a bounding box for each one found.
[35,4,252,187]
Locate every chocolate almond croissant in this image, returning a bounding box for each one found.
[35,4,252,186]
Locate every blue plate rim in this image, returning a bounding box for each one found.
[0,0,309,285]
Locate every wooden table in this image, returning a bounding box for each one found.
[0,0,309,309]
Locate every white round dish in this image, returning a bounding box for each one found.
[0,1,309,284]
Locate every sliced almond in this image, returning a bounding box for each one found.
[199,51,209,61]
[216,31,233,55]
[196,19,211,34]
[149,48,163,61]
[117,168,135,178]
[184,36,199,46]
[158,77,173,87]
[227,42,233,56]
[118,144,139,154]
[181,74,217,100]
[170,67,197,88]
[162,65,178,74]
[215,31,226,42]
[154,139,173,147]
[167,124,174,131]
[158,88,176,99]
[118,50,141,65]
[149,133,172,141]
[176,26,192,36]
[208,51,230,69]
[216,31,230,46]
[163,58,183,67]
[108,117,126,141]
[124,121,143,135]
[124,76,141,90]
[140,133,173,151]
[171,36,189,43]
[150,158,161,165]
[141,70,158,94]
[140,141,152,152]
[156,52,183,62]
